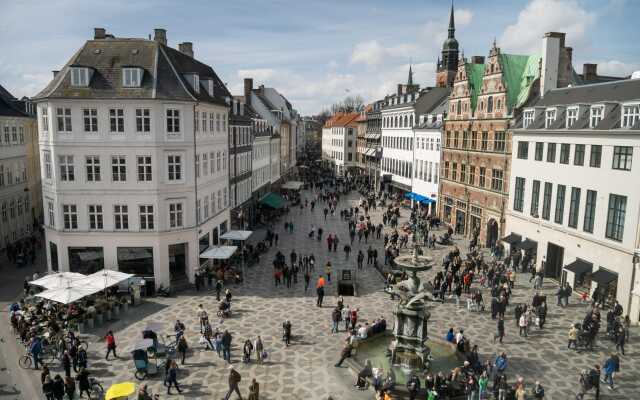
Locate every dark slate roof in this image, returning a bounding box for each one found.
[0,84,28,117]
[535,78,640,107]
[414,87,451,116]
[34,38,230,105]
[254,91,279,112]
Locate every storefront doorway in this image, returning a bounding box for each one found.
[455,210,466,235]
[545,242,564,280]
[169,243,187,282]
[486,219,499,249]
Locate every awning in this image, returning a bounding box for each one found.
[30,272,87,290]
[260,192,287,209]
[281,181,304,190]
[76,269,134,290]
[518,238,538,250]
[220,230,253,241]
[564,259,593,278]
[590,268,618,285]
[35,286,102,304]
[105,382,136,400]
[200,246,237,260]
[501,233,522,245]
[404,192,436,204]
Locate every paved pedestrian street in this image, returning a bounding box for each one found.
[28,189,639,399]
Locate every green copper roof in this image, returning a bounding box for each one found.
[465,63,485,111]
[498,54,540,111]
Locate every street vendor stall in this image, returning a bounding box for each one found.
[221,231,254,286]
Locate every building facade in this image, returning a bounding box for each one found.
[364,100,383,189]
[33,28,231,288]
[228,99,253,229]
[507,78,640,321]
[0,85,41,248]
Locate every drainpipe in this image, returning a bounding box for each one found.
[193,102,200,282]
[628,249,640,322]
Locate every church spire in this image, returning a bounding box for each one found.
[448,1,455,39]
[408,64,414,86]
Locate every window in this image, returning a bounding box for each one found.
[59,155,74,181]
[589,145,602,168]
[453,132,459,148]
[11,126,17,143]
[47,201,55,228]
[223,187,228,207]
[487,96,493,113]
[517,141,529,159]
[135,109,150,133]
[19,127,24,144]
[471,131,477,149]
[196,199,202,223]
[109,109,124,133]
[574,144,585,166]
[589,106,604,128]
[202,153,208,176]
[469,166,475,185]
[445,131,451,147]
[70,67,89,86]
[559,143,570,164]
[513,177,525,212]
[122,68,142,87]
[209,113,215,132]
[568,187,581,228]
[534,142,544,161]
[88,205,103,230]
[605,194,627,241]
[204,195,209,219]
[167,155,182,181]
[531,180,540,216]
[0,166,3,187]
[114,205,129,230]
[195,111,199,132]
[566,107,578,127]
[83,109,98,132]
[56,108,72,132]
[545,109,556,128]
[479,167,486,187]
[201,112,207,133]
[169,203,183,228]
[451,162,457,181]
[546,143,556,162]
[523,110,534,128]
[85,156,101,182]
[195,154,200,178]
[462,131,469,149]
[137,156,152,182]
[460,164,466,183]
[481,131,488,150]
[1,202,6,221]
[3,126,8,144]
[111,156,126,182]
[583,190,597,233]
[542,182,552,220]
[63,204,78,230]
[222,151,226,171]
[612,146,633,171]
[210,152,215,174]
[166,109,181,134]
[456,99,461,115]
[44,151,52,179]
[491,169,503,192]
[139,205,154,230]
[622,104,640,128]
[554,184,566,224]
[41,108,49,132]
[443,162,449,179]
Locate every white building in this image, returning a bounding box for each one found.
[33,28,231,289]
[507,78,640,322]
[321,113,359,176]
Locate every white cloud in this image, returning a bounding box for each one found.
[237,68,276,82]
[500,0,596,54]
[456,9,474,26]
[350,40,386,66]
[594,60,640,77]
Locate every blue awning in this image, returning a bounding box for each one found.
[405,192,436,204]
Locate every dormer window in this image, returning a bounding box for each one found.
[545,109,556,128]
[590,105,604,128]
[523,110,534,128]
[201,79,214,97]
[122,67,143,87]
[70,67,90,87]
[184,74,199,93]
[621,104,640,128]
[566,107,578,127]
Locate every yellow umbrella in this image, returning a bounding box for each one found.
[105,382,136,400]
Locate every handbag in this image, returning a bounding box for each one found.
[261,350,268,360]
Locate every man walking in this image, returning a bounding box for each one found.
[316,277,325,307]
[105,331,117,360]
[224,365,243,400]
[494,316,505,344]
[221,330,232,363]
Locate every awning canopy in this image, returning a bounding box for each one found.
[564,259,593,277]
[35,286,102,304]
[260,192,287,209]
[220,230,253,241]
[30,272,87,290]
[200,246,237,260]
[501,232,522,245]
[76,269,134,290]
[281,181,304,190]
[404,192,436,204]
[105,382,136,400]
[590,268,618,285]
[518,238,538,250]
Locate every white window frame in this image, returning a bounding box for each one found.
[137,155,152,182]
[111,155,127,182]
[70,67,89,87]
[58,155,74,182]
[83,108,98,132]
[85,155,101,182]
[41,108,49,132]
[166,108,181,137]
[544,108,556,128]
[202,153,208,176]
[621,103,640,128]
[566,106,578,127]
[114,204,129,230]
[109,108,125,133]
[523,109,534,128]
[139,205,154,231]
[135,108,151,133]
[88,204,103,230]
[122,67,142,87]
[169,202,184,228]
[56,108,72,132]
[167,153,183,182]
[43,151,52,180]
[47,200,55,228]
[62,204,78,230]
[589,105,604,128]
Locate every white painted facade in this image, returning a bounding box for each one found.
[252,135,271,191]
[381,103,416,191]
[412,117,442,202]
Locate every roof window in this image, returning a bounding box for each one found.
[122,67,143,87]
[184,73,199,93]
[70,67,91,87]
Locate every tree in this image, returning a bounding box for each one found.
[330,95,365,114]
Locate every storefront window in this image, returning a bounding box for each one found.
[68,247,104,274]
[118,247,154,276]
[50,242,59,272]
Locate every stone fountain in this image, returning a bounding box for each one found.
[388,243,433,371]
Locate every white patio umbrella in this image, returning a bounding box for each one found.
[35,285,102,305]
[30,272,87,290]
[77,269,134,290]
[200,246,238,260]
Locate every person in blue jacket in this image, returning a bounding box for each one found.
[29,336,43,369]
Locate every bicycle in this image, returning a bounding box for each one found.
[88,377,104,399]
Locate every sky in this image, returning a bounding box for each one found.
[0,0,638,116]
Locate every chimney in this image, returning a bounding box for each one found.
[153,28,167,45]
[94,28,106,40]
[471,56,485,64]
[583,63,598,82]
[178,42,193,58]
[244,78,253,106]
[52,70,59,78]
[540,32,565,96]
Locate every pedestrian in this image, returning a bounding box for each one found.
[64,376,76,400]
[406,373,420,400]
[304,270,311,293]
[42,376,54,400]
[282,320,292,347]
[222,330,232,363]
[62,351,72,378]
[224,365,243,400]
[532,381,545,399]
[104,330,117,360]
[568,324,578,349]
[519,313,528,337]
[76,368,91,399]
[248,378,260,400]
[29,336,43,369]
[334,341,353,367]
[325,262,332,283]
[331,307,341,334]
[52,374,65,400]
[255,336,264,365]
[177,335,188,365]
[316,277,325,307]
[197,304,208,333]
[494,316,505,343]
[243,339,254,363]
[603,354,617,390]
[216,280,223,301]
[615,327,626,355]
[350,308,358,331]
[166,360,182,395]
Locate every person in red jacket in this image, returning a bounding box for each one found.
[350,308,358,331]
[105,331,117,360]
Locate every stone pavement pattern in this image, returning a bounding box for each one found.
[17,188,639,399]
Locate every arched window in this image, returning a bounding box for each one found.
[394,116,398,127]
[403,115,408,127]
[409,115,413,127]
[497,99,501,110]
[487,96,494,113]
[457,99,462,115]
